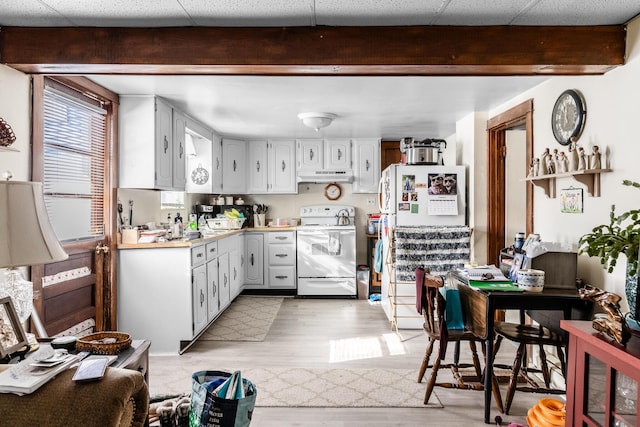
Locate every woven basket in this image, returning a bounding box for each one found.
[76,331,132,355]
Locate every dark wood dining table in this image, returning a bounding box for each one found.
[449,271,593,424]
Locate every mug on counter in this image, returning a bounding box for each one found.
[225,196,233,205]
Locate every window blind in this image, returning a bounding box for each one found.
[42,85,107,242]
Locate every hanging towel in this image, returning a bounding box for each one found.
[374,239,384,273]
[415,266,425,314]
[328,231,341,255]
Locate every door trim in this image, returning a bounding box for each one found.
[486,99,533,264]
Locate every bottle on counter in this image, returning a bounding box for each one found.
[174,213,183,238]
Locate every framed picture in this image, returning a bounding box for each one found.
[560,187,584,213]
[0,296,29,358]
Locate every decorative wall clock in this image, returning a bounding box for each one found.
[551,89,586,146]
[324,183,342,200]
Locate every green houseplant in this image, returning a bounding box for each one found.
[578,180,640,323]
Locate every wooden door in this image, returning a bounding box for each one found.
[30,75,119,336]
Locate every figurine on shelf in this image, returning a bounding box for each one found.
[532,158,540,177]
[558,151,568,173]
[553,148,560,172]
[579,284,631,345]
[540,148,550,175]
[545,152,556,174]
[577,146,587,170]
[590,145,602,170]
[568,138,579,172]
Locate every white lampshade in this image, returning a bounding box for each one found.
[0,180,68,269]
[297,112,337,131]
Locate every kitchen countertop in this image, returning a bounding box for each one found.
[117,226,298,249]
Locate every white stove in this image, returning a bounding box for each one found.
[297,205,357,296]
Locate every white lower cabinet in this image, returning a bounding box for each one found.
[244,232,265,289]
[117,233,246,355]
[265,231,297,289]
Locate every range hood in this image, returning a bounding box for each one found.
[296,169,354,183]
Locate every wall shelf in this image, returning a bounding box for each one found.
[524,168,611,198]
[0,146,19,152]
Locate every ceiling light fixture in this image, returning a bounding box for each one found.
[297,112,337,132]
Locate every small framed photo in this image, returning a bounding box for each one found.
[0,297,29,358]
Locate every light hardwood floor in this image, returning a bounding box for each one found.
[149,297,549,426]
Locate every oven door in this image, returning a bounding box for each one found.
[297,227,356,278]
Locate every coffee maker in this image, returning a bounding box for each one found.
[195,204,214,225]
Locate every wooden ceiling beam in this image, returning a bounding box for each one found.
[0,25,626,75]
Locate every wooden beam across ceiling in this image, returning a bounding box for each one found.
[0,25,626,75]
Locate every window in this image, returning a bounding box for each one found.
[40,78,109,242]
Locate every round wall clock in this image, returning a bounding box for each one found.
[551,89,586,146]
[324,183,342,200]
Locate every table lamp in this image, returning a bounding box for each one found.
[0,176,68,338]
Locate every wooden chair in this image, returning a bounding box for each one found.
[415,267,503,412]
[492,319,566,414]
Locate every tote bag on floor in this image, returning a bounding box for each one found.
[189,370,256,427]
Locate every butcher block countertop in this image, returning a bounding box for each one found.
[117,226,297,249]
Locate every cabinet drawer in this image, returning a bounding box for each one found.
[267,231,295,244]
[191,245,206,266]
[205,241,218,260]
[268,245,295,265]
[268,266,296,288]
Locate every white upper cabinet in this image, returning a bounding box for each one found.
[211,134,223,194]
[172,110,187,190]
[297,139,324,173]
[353,138,381,193]
[246,140,297,194]
[119,96,185,191]
[222,139,247,194]
[268,140,297,193]
[246,140,268,193]
[296,139,353,174]
[324,139,352,170]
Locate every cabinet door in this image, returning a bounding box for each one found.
[297,139,323,172]
[244,233,264,287]
[154,98,174,189]
[268,140,297,193]
[353,138,381,193]
[206,258,219,322]
[222,139,247,194]
[247,140,268,193]
[218,252,230,310]
[325,139,352,170]
[172,110,187,190]
[192,264,208,335]
[211,134,223,193]
[229,249,242,300]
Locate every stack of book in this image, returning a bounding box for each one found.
[0,346,77,395]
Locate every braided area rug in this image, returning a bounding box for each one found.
[199,296,284,342]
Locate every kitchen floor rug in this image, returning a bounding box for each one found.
[150,367,442,409]
[243,367,443,408]
[198,296,284,342]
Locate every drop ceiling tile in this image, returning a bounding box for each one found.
[435,0,534,25]
[37,0,193,27]
[180,0,314,26]
[514,0,640,25]
[0,0,74,26]
[315,0,442,26]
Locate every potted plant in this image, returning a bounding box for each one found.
[578,180,640,327]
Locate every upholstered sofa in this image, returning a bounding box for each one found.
[0,367,149,427]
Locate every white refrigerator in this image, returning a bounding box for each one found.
[378,163,467,328]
